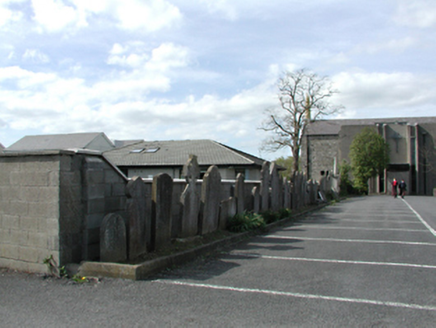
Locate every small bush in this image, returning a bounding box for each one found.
[277,208,291,220]
[260,210,280,224]
[227,211,266,233]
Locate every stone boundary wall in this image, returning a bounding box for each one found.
[1,151,333,273]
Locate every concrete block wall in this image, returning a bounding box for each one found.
[0,151,128,272]
[82,157,127,261]
[0,153,62,273]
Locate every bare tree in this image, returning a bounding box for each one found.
[260,68,342,174]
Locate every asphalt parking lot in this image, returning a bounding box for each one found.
[1,195,436,327]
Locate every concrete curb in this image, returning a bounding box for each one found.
[79,201,333,280]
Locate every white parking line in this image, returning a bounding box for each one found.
[402,199,436,238]
[303,218,420,224]
[229,252,436,269]
[284,226,427,232]
[156,280,436,312]
[267,235,436,246]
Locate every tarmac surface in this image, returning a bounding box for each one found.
[1,195,436,327]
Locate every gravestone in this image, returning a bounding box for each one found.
[235,173,245,214]
[270,162,280,211]
[180,155,201,238]
[283,178,291,209]
[260,161,270,211]
[220,197,236,230]
[200,165,221,234]
[152,173,173,251]
[100,213,127,263]
[252,186,260,213]
[126,176,148,259]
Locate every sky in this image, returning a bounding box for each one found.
[1,0,436,160]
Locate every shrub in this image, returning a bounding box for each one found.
[227,211,266,233]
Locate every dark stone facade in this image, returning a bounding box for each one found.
[301,117,436,195]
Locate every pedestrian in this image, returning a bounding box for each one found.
[392,178,398,198]
[399,179,407,198]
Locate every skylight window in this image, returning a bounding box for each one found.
[144,147,159,153]
[130,148,145,153]
[129,147,160,153]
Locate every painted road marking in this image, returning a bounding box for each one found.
[156,280,436,312]
[266,235,436,246]
[302,218,421,224]
[228,252,436,269]
[283,226,428,232]
[403,199,436,238]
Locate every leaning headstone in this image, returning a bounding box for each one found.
[260,161,270,211]
[180,155,201,238]
[152,173,173,251]
[199,165,221,234]
[100,213,127,263]
[126,176,148,259]
[235,173,245,214]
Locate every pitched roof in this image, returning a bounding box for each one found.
[113,139,144,148]
[306,116,436,136]
[0,143,4,150]
[7,132,114,151]
[103,139,266,167]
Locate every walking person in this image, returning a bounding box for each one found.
[392,178,398,198]
[399,179,407,198]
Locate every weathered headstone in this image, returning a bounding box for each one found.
[199,165,221,234]
[283,178,291,209]
[126,176,148,259]
[152,173,173,251]
[235,173,245,214]
[180,155,201,238]
[270,162,281,211]
[220,197,236,230]
[260,161,270,211]
[100,213,127,263]
[252,186,260,213]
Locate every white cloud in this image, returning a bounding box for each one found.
[353,37,416,55]
[0,2,23,27]
[394,0,436,28]
[24,0,182,33]
[331,70,436,116]
[22,49,50,63]
[145,43,190,72]
[31,0,82,32]
[199,0,238,20]
[113,0,182,31]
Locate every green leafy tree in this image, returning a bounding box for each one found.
[349,127,389,193]
[274,156,294,178]
[260,68,343,175]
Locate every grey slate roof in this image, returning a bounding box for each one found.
[7,132,113,151]
[103,139,266,167]
[306,116,436,136]
[0,143,4,150]
[113,139,144,148]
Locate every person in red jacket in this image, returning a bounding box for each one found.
[392,178,398,198]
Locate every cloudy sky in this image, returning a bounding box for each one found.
[1,0,436,159]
